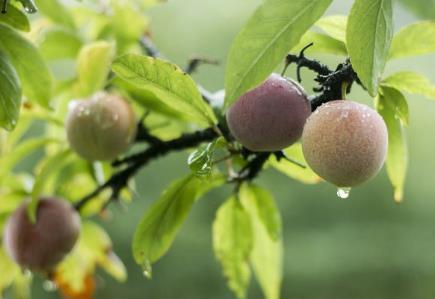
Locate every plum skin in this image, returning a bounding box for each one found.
[3,198,81,273]
[66,92,137,161]
[302,100,388,187]
[226,73,311,152]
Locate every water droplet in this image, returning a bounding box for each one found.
[43,280,57,292]
[22,268,32,278]
[141,260,152,279]
[21,0,38,13]
[337,187,351,199]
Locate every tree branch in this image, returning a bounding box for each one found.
[74,127,219,211]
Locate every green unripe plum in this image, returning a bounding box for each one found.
[66,92,137,161]
[3,198,81,273]
[226,73,311,152]
[302,100,388,187]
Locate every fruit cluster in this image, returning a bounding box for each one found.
[3,73,388,275]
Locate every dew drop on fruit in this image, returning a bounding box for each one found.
[336,187,351,199]
[43,280,58,292]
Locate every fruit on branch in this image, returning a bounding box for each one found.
[3,198,81,273]
[226,73,311,152]
[66,92,137,161]
[302,100,388,187]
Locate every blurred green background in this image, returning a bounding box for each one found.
[11,0,435,298]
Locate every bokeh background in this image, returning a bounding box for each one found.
[11,0,435,298]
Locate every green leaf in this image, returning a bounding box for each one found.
[34,0,75,29]
[27,149,74,223]
[269,143,321,184]
[292,31,347,56]
[396,0,435,20]
[55,221,126,295]
[0,51,21,131]
[113,77,191,121]
[0,246,20,293]
[113,54,217,126]
[0,24,52,107]
[0,4,30,32]
[378,86,409,125]
[376,92,408,203]
[0,137,59,183]
[346,0,393,96]
[15,0,37,14]
[315,15,347,42]
[381,71,435,100]
[240,184,283,299]
[389,21,435,59]
[224,0,333,108]
[133,174,223,274]
[80,221,127,281]
[38,27,83,61]
[76,41,113,97]
[213,196,253,299]
[188,141,217,177]
[240,184,281,241]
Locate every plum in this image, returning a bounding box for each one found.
[302,100,388,187]
[4,198,81,273]
[226,73,311,152]
[66,92,137,161]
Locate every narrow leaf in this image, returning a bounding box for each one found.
[133,174,223,271]
[38,28,83,61]
[381,71,435,100]
[0,24,52,106]
[346,0,393,96]
[240,185,281,241]
[292,31,347,56]
[113,54,217,126]
[0,52,21,131]
[224,0,333,108]
[34,0,75,29]
[378,86,409,125]
[28,149,74,222]
[0,4,30,32]
[315,15,347,42]
[376,93,408,203]
[240,184,283,299]
[389,21,435,60]
[76,41,113,97]
[0,138,59,183]
[213,197,252,299]
[269,143,321,184]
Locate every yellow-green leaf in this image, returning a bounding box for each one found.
[389,21,435,59]
[0,24,52,107]
[315,15,347,42]
[133,174,223,273]
[346,0,393,96]
[381,71,435,100]
[269,143,321,184]
[292,31,347,56]
[213,196,253,299]
[113,54,217,127]
[76,41,113,97]
[376,93,408,203]
[240,184,283,299]
[224,0,333,108]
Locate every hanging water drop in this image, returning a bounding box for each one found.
[22,268,32,278]
[141,260,152,279]
[43,280,58,292]
[19,0,37,13]
[337,187,351,199]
